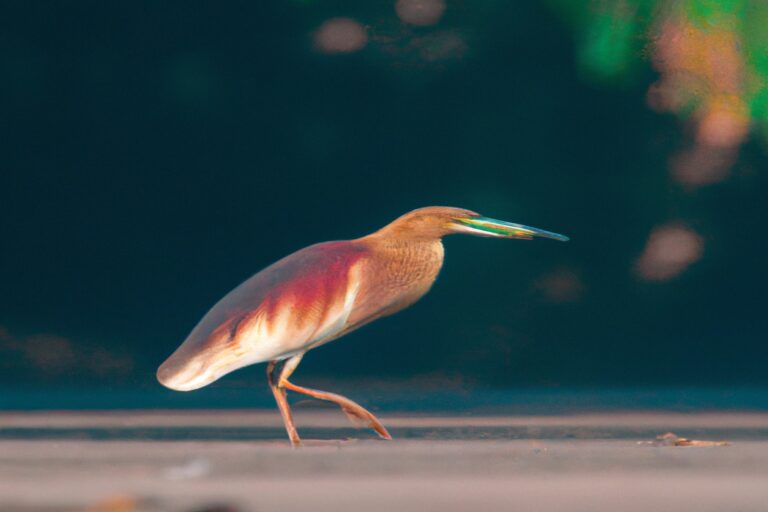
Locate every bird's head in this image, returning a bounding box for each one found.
[374,206,569,242]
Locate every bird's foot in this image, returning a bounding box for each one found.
[340,405,392,440]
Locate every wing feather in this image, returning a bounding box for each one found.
[181,241,368,364]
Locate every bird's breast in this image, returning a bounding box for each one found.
[347,239,444,326]
[381,241,444,294]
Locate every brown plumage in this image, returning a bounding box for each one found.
[157,206,568,446]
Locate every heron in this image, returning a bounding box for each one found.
[157,206,568,446]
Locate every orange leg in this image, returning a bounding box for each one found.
[276,353,391,440]
[267,360,301,447]
[269,354,392,445]
[281,379,392,441]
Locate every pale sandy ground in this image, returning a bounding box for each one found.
[2,410,768,512]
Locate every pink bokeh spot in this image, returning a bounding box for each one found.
[635,224,704,281]
[396,0,446,26]
[314,18,368,54]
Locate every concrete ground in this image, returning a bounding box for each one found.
[2,410,768,512]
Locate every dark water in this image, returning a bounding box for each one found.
[3,386,768,412]
[3,425,767,442]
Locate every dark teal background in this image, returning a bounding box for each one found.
[2,1,767,398]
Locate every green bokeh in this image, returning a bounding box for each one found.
[550,0,768,142]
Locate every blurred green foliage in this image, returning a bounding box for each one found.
[549,0,768,142]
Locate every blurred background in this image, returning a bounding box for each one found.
[1,0,767,409]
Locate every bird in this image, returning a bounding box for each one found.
[157,206,568,446]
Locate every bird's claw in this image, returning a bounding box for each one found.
[341,406,392,440]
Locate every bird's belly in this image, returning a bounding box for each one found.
[236,307,350,363]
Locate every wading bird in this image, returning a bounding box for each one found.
[157,207,568,446]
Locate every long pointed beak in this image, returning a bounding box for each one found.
[456,216,569,241]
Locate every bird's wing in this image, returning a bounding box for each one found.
[179,241,368,365]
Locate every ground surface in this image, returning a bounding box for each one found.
[2,410,768,512]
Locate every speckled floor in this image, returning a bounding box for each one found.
[2,411,768,512]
